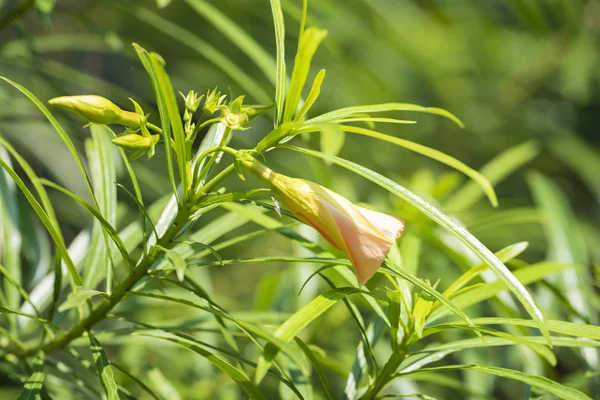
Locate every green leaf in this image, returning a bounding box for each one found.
[319,124,345,161]
[84,125,118,292]
[527,171,591,316]
[88,331,120,400]
[147,51,188,201]
[156,245,187,282]
[399,364,591,400]
[140,332,266,400]
[186,0,276,83]
[282,145,551,344]
[130,291,308,377]
[270,0,286,125]
[338,125,497,207]
[58,287,108,312]
[0,76,98,206]
[304,103,464,129]
[0,144,22,311]
[0,158,83,287]
[295,69,326,121]
[283,27,328,123]
[18,351,45,400]
[35,0,56,15]
[133,43,179,203]
[112,362,161,400]
[429,262,572,323]
[442,241,529,299]
[294,342,333,400]
[444,140,539,212]
[125,6,271,104]
[255,287,361,384]
[41,179,132,270]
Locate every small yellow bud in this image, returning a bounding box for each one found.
[112,133,158,151]
[49,95,142,128]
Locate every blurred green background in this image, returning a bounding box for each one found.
[0,0,599,398]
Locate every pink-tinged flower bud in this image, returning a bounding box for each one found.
[49,95,142,128]
[239,155,404,285]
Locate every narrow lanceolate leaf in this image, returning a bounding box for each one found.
[283,27,328,123]
[147,52,188,200]
[338,125,497,207]
[0,145,22,310]
[185,0,276,81]
[255,287,361,384]
[18,351,45,400]
[88,331,120,400]
[295,338,335,400]
[0,158,83,287]
[270,0,286,125]
[319,124,345,161]
[0,77,98,206]
[58,287,108,312]
[41,179,132,270]
[156,245,187,282]
[140,332,266,400]
[445,140,539,212]
[399,364,591,400]
[282,145,551,344]
[84,125,118,292]
[304,103,465,129]
[527,171,591,319]
[295,69,326,121]
[133,43,178,202]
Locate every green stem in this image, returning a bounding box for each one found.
[360,347,408,400]
[17,206,191,357]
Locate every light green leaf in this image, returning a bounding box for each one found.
[445,140,539,212]
[0,76,98,206]
[283,27,328,123]
[18,351,45,400]
[429,262,572,323]
[338,125,497,207]
[255,287,362,384]
[141,332,266,400]
[295,69,326,121]
[58,287,108,312]
[319,124,345,161]
[443,241,529,298]
[527,171,592,318]
[89,331,120,400]
[304,103,464,129]
[186,0,275,82]
[84,125,118,292]
[399,364,591,400]
[0,144,22,311]
[0,158,83,287]
[156,245,187,282]
[295,339,333,400]
[35,0,56,15]
[125,6,271,104]
[283,145,550,343]
[133,43,179,202]
[41,179,132,270]
[270,0,286,125]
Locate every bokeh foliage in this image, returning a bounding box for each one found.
[0,0,599,399]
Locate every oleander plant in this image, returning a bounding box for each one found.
[0,0,599,399]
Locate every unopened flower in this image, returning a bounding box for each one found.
[239,155,404,285]
[203,87,226,116]
[112,115,159,160]
[220,96,249,130]
[49,95,142,127]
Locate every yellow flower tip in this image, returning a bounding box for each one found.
[239,156,405,285]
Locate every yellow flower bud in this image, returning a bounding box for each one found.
[49,95,142,128]
[239,155,404,285]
